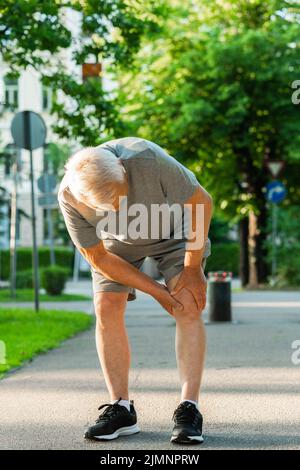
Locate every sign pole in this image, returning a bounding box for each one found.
[29,147,40,312]
[45,174,56,266]
[265,179,287,287]
[9,154,18,298]
[271,203,278,286]
[11,110,47,312]
[47,206,56,265]
[24,112,40,312]
[73,248,80,283]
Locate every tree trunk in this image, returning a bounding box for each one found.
[238,217,249,286]
[248,211,258,287]
[255,204,269,283]
[247,206,269,287]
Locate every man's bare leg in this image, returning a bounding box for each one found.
[94,291,130,400]
[167,272,206,403]
[84,291,139,440]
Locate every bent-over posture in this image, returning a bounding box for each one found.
[58,137,213,444]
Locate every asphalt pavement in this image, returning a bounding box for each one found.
[0,287,300,450]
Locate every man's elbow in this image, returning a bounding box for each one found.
[205,191,213,208]
[196,185,213,207]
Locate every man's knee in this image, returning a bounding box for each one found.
[172,289,202,323]
[94,292,127,324]
[174,306,202,323]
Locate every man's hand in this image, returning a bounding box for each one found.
[79,241,183,315]
[171,266,207,312]
[154,284,183,316]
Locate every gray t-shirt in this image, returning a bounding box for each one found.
[58,137,200,249]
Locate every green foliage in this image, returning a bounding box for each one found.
[0,247,74,281]
[265,204,300,285]
[267,205,300,259]
[41,0,168,145]
[114,0,300,282]
[41,265,69,296]
[118,0,300,220]
[0,1,71,69]
[205,242,240,276]
[16,269,33,289]
[209,216,235,243]
[0,307,93,376]
[44,143,69,177]
[0,289,90,302]
[1,1,168,144]
[277,259,300,287]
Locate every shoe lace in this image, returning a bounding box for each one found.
[173,403,199,427]
[96,398,123,424]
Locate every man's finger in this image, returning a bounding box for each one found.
[171,282,184,296]
[172,298,183,311]
[197,299,203,311]
[188,288,202,310]
[195,292,206,311]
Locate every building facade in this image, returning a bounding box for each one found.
[0,67,59,248]
[0,9,84,249]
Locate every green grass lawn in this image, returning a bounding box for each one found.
[0,289,91,302]
[0,307,93,377]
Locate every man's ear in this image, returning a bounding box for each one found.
[119,160,127,174]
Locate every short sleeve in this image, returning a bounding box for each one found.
[156,150,199,205]
[58,197,100,249]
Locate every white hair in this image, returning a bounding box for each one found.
[65,147,126,206]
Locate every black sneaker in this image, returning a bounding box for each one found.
[171,402,204,444]
[84,399,140,441]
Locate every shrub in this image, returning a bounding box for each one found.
[16,269,33,289]
[0,247,74,281]
[41,265,69,296]
[205,242,240,276]
[277,259,300,287]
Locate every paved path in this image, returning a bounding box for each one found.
[0,290,300,450]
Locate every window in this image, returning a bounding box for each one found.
[4,78,18,110]
[0,191,9,249]
[42,86,52,112]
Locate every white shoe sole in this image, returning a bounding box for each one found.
[93,423,140,440]
[187,435,204,442]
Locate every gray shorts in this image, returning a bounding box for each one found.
[91,238,211,301]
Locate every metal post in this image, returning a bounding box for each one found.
[29,149,40,311]
[25,112,39,312]
[271,203,278,286]
[44,174,56,266]
[9,155,18,298]
[73,248,80,283]
[46,206,56,265]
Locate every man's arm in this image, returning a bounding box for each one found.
[171,185,213,311]
[58,194,182,315]
[79,242,182,315]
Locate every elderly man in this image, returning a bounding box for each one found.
[58,137,212,444]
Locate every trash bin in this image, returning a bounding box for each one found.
[208,271,232,322]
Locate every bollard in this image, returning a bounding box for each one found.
[208,271,232,322]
